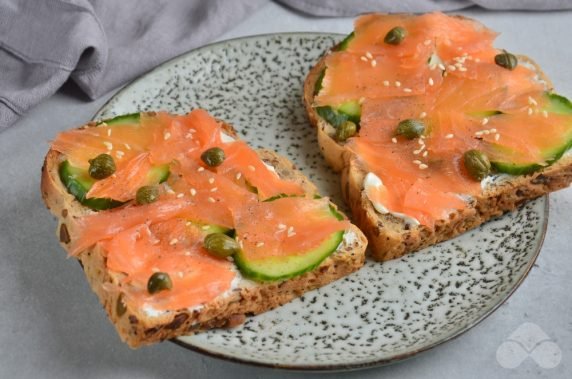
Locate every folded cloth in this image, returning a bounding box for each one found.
[0,0,265,130]
[277,0,572,16]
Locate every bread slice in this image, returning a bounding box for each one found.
[41,116,367,348]
[303,24,572,262]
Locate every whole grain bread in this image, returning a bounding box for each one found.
[41,116,367,348]
[303,28,572,262]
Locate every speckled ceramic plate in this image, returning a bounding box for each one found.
[94,33,547,371]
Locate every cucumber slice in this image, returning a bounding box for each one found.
[490,92,572,175]
[316,100,361,128]
[314,68,326,96]
[59,160,170,210]
[147,164,170,184]
[234,230,344,282]
[233,205,345,282]
[59,160,123,211]
[189,222,232,235]
[335,32,355,51]
[98,113,141,126]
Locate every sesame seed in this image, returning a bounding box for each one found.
[115,151,124,158]
[395,81,401,87]
[482,118,489,125]
[383,80,390,87]
[202,225,210,230]
[424,39,432,46]
[239,240,244,249]
[443,72,448,77]
[236,172,242,180]
[151,267,160,273]
[211,187,218,192]
[256,242,265,247]
[413,160,422,165]
[371,60,377,67]
[447,65,456,71]
[458,67,467,72]
[190,188,197,196]
[475,131,484,136]
[483,130,490,135]
[445,133,454,139]
[428,77,434,86]
[542,110,548,118]
[495,133,500,141]
[360,56,368,62]
[208,177,215,184]
[164,132,171,140]
[277,223,287,230]
[176,193,184,198]
[391,137,397,144]
[197,167,205,172]
[287,230,296,238]
[365,51,373,59]
[107,129,111,137]
[418,139,425,145]
[178,272,184,278]
[438,64,446,71]
[419,163,429,170]
[184,251,191,256]
[403,88,412,93]
[124,143,131,150]
[248,165,256,171]
[528,96,538,106]
[169,238,178,245]
[185,133,193,139]
[455,62,463,68]
[103,141,113,150]
[413,149,421,155]
[207,197,216,203]
[186,221,192,226]
[528,107,533,116]
[422,151,428,157]
[419,112,427,119]
[166,188,175,195]
[475,58,481,63]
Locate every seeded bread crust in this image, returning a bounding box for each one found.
[303,28,571,261]
[40,116,367,348]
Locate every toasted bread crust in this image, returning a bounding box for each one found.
[41,117,367,347]
[303,26,571,261]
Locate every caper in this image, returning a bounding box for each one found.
[463,149,491,181]
[88,153,116,179]
[201,147,225,167]
[335,120,357,142]
[494,50,518,70]
[147,272,173,294]
[396,119,425,139]
[384,26,406,45]
[136,185,159,205]
[203,233,239,258]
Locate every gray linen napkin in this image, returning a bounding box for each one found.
[278,0,572,15]
[0,0,265,129]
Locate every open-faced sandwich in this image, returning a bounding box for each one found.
[41,110,367,347]
[304,12,572,261]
